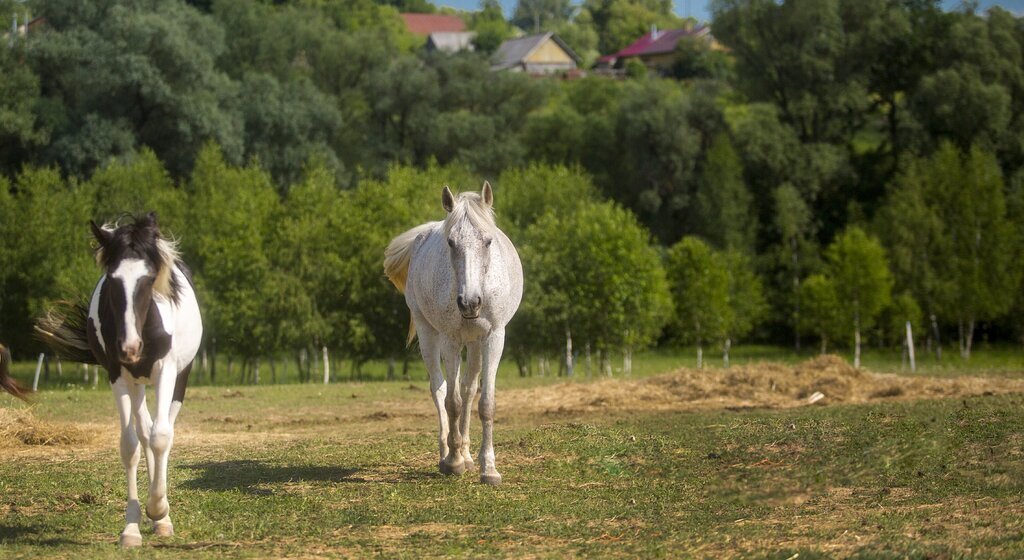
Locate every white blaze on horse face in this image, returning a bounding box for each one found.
[449,223,490,319]
[110,259,152,362]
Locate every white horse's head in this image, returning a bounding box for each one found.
[441,182,496,320]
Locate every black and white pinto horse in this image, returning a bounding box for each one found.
[36,213,202,548]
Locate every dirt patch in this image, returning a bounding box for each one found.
[0,407,92,448]
[504,355,1024,416]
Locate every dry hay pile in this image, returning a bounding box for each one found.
[0,407,90,448]
[509,355,1024,416]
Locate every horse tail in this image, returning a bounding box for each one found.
[0,343,29,402]
[34,301,98,366]
[384,223,434,346]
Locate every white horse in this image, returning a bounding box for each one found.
[36,213,202,547]
[385,182,523,485]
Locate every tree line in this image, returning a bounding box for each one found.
[1,0,1023,377]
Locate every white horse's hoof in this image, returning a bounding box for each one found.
[439,459,467,476]
[463,457,475,470]
[119,531,143,548]
[480,472,502,486]
[153,519,174,537]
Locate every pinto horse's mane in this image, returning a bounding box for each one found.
[442,192,496,237]
[95,215,182,302]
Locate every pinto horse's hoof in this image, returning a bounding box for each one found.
[439,459,467,476]
[119,531,143,548]
[153,519,174,537]
[463,457,475,471]
[480,472,503,486]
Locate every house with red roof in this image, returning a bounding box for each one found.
[598,25,718,74]
[400,13,467,36]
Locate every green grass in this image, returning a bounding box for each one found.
[8,344,1024,394]
[1,362,1023,558]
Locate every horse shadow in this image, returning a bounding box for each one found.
[181,460,363,494]
[0,523,85,546]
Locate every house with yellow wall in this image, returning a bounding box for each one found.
[491,32,581,75]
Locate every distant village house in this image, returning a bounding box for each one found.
[598,25,719,75]
[400,13,475,54]
[491,32,580,75]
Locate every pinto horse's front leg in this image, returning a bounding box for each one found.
[479,328,506,485]
[146,360,177,537]
[112,375,144,548]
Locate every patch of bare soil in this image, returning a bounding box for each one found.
[505,355,1024,416]
[0,407,92,448]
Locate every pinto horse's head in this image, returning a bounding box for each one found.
[441,182,496,320]
[90,213,178,365]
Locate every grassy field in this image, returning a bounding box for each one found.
[8,344,1024,392]
[1,354,1023,558]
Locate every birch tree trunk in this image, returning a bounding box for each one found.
[322,346,330,384]
[854,312,862,369]
[722,338,731,369]
[565,326,574,378]
[697,339,703,370]
[586,343,592,378]
[906,321,916,373]
[964,318,975,359]
[254,360,260,385]
[930,314,942,360]
[792,236,801,351]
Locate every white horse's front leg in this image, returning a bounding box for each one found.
[479,329,505,485]
[112,375,143,548]
[146,360,177,536]
[416,320,449,469]
[460,342,482,469]
[441,342,467,475]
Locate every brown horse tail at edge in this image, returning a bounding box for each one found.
[0,343,29,402]
[34,301,98,366]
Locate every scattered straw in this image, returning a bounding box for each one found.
[505,355,1024,415]
[0,407,91,448]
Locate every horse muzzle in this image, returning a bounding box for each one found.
[457,294,482,319]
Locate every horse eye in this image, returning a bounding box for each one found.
[485,238,492,247]
[447,239,455,248]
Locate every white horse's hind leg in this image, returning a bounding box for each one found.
[416,318,450,469]
[146,361,177,536]
[112,376,143,548]
[460,342,482,469]
[441,342,467,475]
[479,329,505,485]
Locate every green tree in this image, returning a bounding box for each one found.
[30,0,244,177]
[583,0,680,54]
[798,274,842,354]
[693,135,755,254]
[522,201,671,375]
[512,0,575,33]
[0,168,95,355]
[930,144,1018,358]
[721,251,767,366]
[825,226,893,368]
[185,144,280,371]
[665,236,729,369]
[470,0,514,54]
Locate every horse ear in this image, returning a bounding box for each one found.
[481,181,493,208]
[442,185,455,213]
[90,220,112,246]
[145,211,159,228]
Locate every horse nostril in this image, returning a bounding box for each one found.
[473,296,482,308]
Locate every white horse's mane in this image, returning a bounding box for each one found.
[443,192,496,237]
